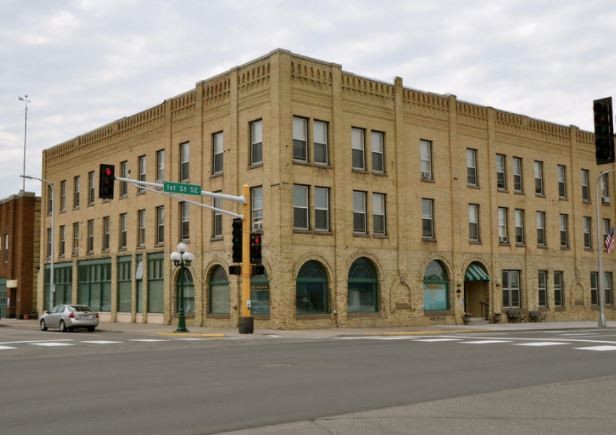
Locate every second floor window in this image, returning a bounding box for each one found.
[420,139,432,180]
[59,225,65,257]
[560,214,569,248]
[538,270,548,307]
[213,132,224,174]
[47,185,53,214]
[583,216,592,249]
[372,192,386,235]
[534,161,544,195]
[498,207,508,243]
[601,173,610,203]
[536,211,546,246]
[515,209,525,245]
[60,180,66,211]
[73,176,80,208]
[351,128,365,170]
[87,219,94,253]
[353,190,367,233]
[212,194,222,238]
[138,155,146,193]
[250,120,263,165]
[251,186,263,230]
[137,209,146,247]
[496,154,506,190]
[180,202,190,241]
[557,164,567,199]
[468,203,480,242]
[119,213,127,249]
[156,149,165,182]
[120,161,128,197]
[554,271,564,307]
[513,157,523,193]
[581,169,590,202]
[102,216,110,251]
[293,185,309,230]
[180,142,190,182]
[314,186,330,232]
[72,222,79,255]
[422,198,434,239]
[371,131,385,173]
[156,206,165,244]
[314,120,329,164]
[88,171,95,204]
[293,117,308,162]
[467,148,478,186]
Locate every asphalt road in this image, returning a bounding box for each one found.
[2,327,616,434]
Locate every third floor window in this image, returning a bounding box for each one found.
[212,132,224,174]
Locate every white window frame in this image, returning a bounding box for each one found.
[120,161,128,197]
[73,175,80,209]
[314,186,330,232]
[156,206,165,244]
[60,180,66,212]
[584,216,592,249]
[156,149,165,183]
[534,160,544,195]
[180,142,190,182]
[180,202,190,241]
[352,128,366,170]
[515,208,524,245]
[557,164,567,199]
[212,132,224,174]
[554,271,564,307]
[371,131,385,173]
[88,171,95,205]
[496,154,507,190]
[87,219,94,253]
[513,156,523,193]
[119,213,127,249]
[313,120,329,165]
[293,117,308,162]
[102,216,110,251]
[498,207,508,243]
[137,209,146,247]
[560,213,569,248]
[467,148,478,186]
[420,139,433,180]
[422,198,434,239]
[468,203,480,242]
[59,225,65,257]
[372,192,386,235]
[536,211,546,246]
[581,169,590,202]
[138,155,146,193]
[251,186,263,230]
[212,194,222,238]
[72,222,79,255]
[538,270,548,308]
[353,190,367,234]
[293,185,309,230]
[250,119,263,166]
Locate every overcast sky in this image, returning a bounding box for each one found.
[1,0,615,198]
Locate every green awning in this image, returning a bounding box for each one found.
[465,264,490,281]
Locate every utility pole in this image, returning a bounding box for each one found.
[239,184,253,334]
[18,95,30,192]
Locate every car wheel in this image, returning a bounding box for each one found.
[59,320,67,332]
[88,326,95,332]
[40,320,48,331]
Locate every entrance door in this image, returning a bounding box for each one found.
[464,263,491,319]
[7,288,16,318]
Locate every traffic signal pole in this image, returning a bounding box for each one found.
[239,184,253,334]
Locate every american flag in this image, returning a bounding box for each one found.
[606,227,615,254]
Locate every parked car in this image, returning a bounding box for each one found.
[40,304,99,332]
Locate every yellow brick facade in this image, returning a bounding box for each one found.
[39,49,616,329]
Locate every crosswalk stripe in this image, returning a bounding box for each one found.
[461,340,511,344]
[515,342,566,347]
[80,340,124,344]
[0,345,17,350]
[128,339,170,342]
[415,338,462,342]
[575,345,616,351]
[30,342,75,347]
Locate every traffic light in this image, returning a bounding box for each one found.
[99,164,115,199]
[251,265,265,276]
[250,232,262,264]
[594,97,615,165]
[232,218,243,263]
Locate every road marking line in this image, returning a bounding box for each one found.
[173,338,210,341]
[414,338,462,342]
[80,340,124,344]
[30,342,75,347]
[0,339,73,345]
[575,345,616,351]
[515,342,566,347]
[461,340,512,344]
[129,339,171,342]
[0,346,17,350]
[561,333,600,336]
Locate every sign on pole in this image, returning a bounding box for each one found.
[163,182,202,196]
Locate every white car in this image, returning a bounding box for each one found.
[40,304,99,332]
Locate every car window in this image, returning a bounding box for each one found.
[52,305,63,313]
[71,305,93,312]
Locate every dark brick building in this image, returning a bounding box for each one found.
[0,191,40,318]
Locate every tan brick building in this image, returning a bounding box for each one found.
[39,49,616,328]
[0,191,40,318]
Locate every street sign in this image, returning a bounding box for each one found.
[163,181,202,196]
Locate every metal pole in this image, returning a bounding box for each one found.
[595,170,616,327]
[49,183,55,312]
[176,264,188,332]
[239,184,253,334]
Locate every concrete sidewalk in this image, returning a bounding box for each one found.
[1,317,612,338]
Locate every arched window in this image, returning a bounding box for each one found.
[423,260,449,311]
[348,257,379,313]
[296,261,329,314]
[208,265,229,314]
[176,268,195,315]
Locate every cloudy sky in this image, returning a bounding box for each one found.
[1,0,615,198]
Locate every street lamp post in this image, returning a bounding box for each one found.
[21,175,54,313]
[595,169,616,328]
[170,242,194,333]
[18,95,30,192]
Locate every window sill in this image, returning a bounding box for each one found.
[515,243,525,247]
[421,177,434,183]
[292,159,310,166]
[155,243,164,248]
[423,237,436,243]
[352,168,368,174]
[249,163,263,170]
[372,234,388,239]
[558,197,568,201]
[535,193,545,198]
[513,190,525,195]
[560,246,570,250]
[347,312,380,318]
[584,247,593,252]
[582,199,591,204]
[136,245,146,250]
[469,240,482,245]
[295,313,331,320]
[497,188,508,193]
[554,307,566,312]
[211,236,223,242]
[210,172,223,179]
[467,184,480,189]
[371,170,387,176]
[353,232,370,238]
[537,244,548,249]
